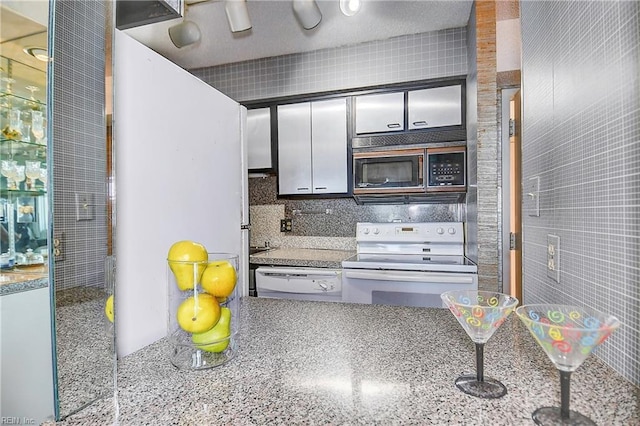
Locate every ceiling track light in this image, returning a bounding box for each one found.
[225,0,252,33]
[168,19,202,48]
[292,0,322,30]
[340,0,361,17]
[23,46,51,62]
[168,4,201,48]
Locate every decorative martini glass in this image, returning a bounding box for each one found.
[441,290,519,398]
[516,304,620,425]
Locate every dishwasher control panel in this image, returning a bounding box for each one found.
[255,267,343,302]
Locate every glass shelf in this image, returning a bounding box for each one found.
[0,91,46,109]
[0,137,47,156]
[1,189,46,197]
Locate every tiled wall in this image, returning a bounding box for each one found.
[53,0,108,291]
[194,28,470,244]
[191,29,467,102]
[521,0,639,385]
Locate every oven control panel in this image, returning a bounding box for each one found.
[356,222,464,243]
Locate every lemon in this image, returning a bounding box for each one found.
[201,260,237,298]
[167,240,208,291]
[176,293,221,334]
[105,295,114,323]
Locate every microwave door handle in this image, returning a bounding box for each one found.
[344,270,475,284]
[357,178,390,188]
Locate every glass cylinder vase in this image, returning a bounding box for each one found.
[167,252,240,370]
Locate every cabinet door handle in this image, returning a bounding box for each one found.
[412,120,428,126]
[314,187,327,190]
[297,187,309,191]
[387,123,401,128]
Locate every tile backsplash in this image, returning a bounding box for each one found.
[249,176,464,246]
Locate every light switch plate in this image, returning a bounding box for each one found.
[547,234,560,283]
[526,176,540,217]
[75,193,95,221]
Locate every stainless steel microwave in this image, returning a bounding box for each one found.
[353,146,465,195]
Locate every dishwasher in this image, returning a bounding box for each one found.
[255,266,342,302]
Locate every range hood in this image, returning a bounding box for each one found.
[353,192,466,205]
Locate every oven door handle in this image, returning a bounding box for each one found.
[343,270,475,284]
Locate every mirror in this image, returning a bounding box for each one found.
[1,2,48,271]
[0,1,115,422]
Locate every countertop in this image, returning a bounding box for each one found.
[55,297,639,425]
[0,265,48,295]
[249,248,356,269]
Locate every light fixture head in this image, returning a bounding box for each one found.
[225,0,252,33]
[23,47,50,62]
[292,0,322,30]
[168,20,201,48]
[340,0,361,16]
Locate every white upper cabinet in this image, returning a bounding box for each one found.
[277,102,313,194]
[277,98,348,195]
[311,98,348,194]
[354,92,405,134]
[247,107,272,169]
[408,85,462,130]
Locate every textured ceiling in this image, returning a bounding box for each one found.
[124,0,473,70]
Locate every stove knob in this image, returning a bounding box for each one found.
[362,228,370,235]
[373,228,380,235]
[437,227,445,235]
[448,227,456,235]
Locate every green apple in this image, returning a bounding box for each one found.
[176,293,220,333]
[167,240,208,291]
[201,260,237,298]
[191,307,232,352]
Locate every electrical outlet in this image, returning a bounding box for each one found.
[53,232,64,261]
[280,218,292,232]
[547,234,560,282]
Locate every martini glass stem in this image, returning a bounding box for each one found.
[560,370,572,420]
[475,343,484,382]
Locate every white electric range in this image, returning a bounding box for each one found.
[341,222,478,308]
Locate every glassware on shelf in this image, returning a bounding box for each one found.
[0,78,14,110]
[31,110,45,145]
[25,161,41,190]
[24,86,42,111]
[1,159,18,189]
[516,304,620,426]
[2,108,23,140]
[38,167,48,186]
[441,290,519,399]
[13,165,25,190]
[1,77,15,94]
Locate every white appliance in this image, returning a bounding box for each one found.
[113,30,249,357]
[256,267,342,302]
[342,222,477,308]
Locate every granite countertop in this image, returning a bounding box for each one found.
[56,297,639,425]
[249,248,356,269]
[0,265,48,296]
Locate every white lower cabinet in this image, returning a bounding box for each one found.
[277,98,348,195]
